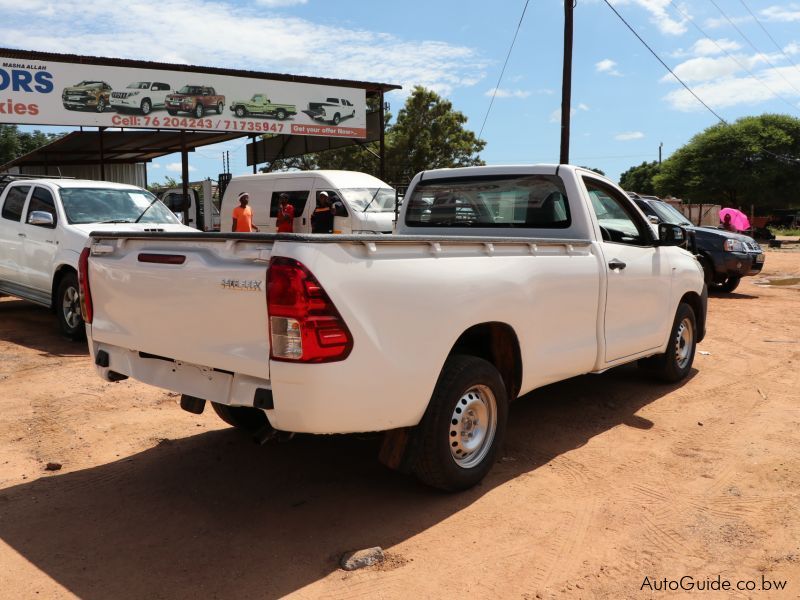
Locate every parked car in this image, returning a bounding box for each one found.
[166,86,225,118]
[630,194,764,292]
[81,165,706,491]
[0,177,193,338]
[220,171,396,234]
[302,97,356,125]
[62,80,112,112]
[230,94,296,120]
[110,81,173,115]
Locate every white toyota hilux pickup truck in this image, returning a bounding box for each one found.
[0,177,192,338]
[81,165,707,490]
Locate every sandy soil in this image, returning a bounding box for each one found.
[0,251,799,600]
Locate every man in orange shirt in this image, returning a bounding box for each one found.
[232,192,259,232]
[276,193,295,233]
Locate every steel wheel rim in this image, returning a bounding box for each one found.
[675,317,693,369]
[62,286,81,329]
[449,384,497,469]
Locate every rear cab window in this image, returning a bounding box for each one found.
[404,174,570,229]
[2,186,31,222]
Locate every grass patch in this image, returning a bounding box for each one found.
[769,227,800,237]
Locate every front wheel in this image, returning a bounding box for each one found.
[639,302,697,383]
[56,273,85,340]
[234,106,246,118]
[95,98,106,113]
[715,276,741,293]
[211,402,268,432]
[410,355,508,491]
[167,109,178,116]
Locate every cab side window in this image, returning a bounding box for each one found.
[269,191,309,217]
[583,178,650,246]
[26,186,57,227]
[319,190,348,217]
[2,186,30,222]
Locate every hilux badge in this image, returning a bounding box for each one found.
[221,279,263,291]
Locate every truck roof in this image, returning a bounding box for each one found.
[5,178,146,191]
[230,170,391,189]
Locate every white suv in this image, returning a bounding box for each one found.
[110,81,173,115]
[0,177,192,338]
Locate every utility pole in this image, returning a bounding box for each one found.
[560,0,575,164]
[659,141,663,164]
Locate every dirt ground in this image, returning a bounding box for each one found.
[1,251,799,600]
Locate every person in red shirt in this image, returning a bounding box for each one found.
[276,193,295,233]
[231,192,259,232]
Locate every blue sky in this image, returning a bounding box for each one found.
[3,0,800,185]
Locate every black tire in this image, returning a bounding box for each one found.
[410,355,508,491]
[96,98,106,113]
[639,302,697,383]
[194,103,204,118]
[216,102,224,115]
[234,106,246,118]
[717,276,741,293]
[276,108,287,120]
[56,272,85,341]
[332,113,341,125]
[167,109,178,116]
[140,99,152,115]
[211,402,268,432]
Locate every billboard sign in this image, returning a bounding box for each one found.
[0,55,367,138]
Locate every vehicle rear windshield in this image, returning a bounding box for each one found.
[59,188,180,225]
[340,188,396,212]
[404,174,570,228]
[177,86,203,95]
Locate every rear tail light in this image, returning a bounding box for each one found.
[78,247,93,324]
[267,257,353,363]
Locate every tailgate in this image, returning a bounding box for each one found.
[87,237,273,379]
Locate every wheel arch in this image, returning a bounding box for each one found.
[51,263,78,311]
[679,291,705,343]
[449,322,522,400]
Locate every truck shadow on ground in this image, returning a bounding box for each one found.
[0,299,88,357]
[0,365,693,599]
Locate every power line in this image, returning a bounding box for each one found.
[602,0,728,124]
[478,0,531,139]
[738,0,800,78]
[707,0,800,99]
[667,0,800,115]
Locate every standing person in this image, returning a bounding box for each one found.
[231,192,259,232]
[276,193,295,233]
[311,191,334,234]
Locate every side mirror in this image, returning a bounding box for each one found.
[28,211,55,227]
[648,215,660,225]
[658,223,686,246]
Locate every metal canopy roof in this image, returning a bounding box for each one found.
[0,130,246,170]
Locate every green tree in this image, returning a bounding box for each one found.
[653,114,800,208]
[578,166,605,176]
[0,125,61,166]
[147,175,178,193]
[619,161,661,194]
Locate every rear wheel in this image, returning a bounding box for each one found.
[140,99,152,115]
[95,98,106,113]
[167,109,178,116]
[216,102,224,114]
[638,302,696,383]
[211,402,268,432]
[411,355,508,491]
[276,108,287,120]
[56,272,85,340]
[194,103,205,118]
[332,112,341,125]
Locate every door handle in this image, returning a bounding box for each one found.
[17,233,26,238]
[608,259,626,271]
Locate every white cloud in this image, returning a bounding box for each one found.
[612,0,689,35]
[786,42,800,55]
[255,0,307,5]
[485,87,531,98]
[165,162,196,173]
[704,14,752,29]
[549,104,589,123]
[0,0,487,97]
[690,38,741,57]
[662,53,771,83]
[615,131,645,140]
[663,65,800,110]
[761,5,800,22]
[596,59,622,76]
[150,163,161,169]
